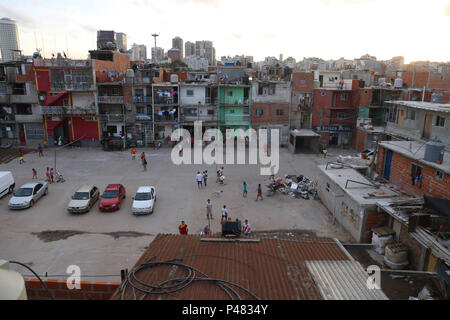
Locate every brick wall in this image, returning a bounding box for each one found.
[353,128,367,152]
[376,145,385,174]
[94,52,130,83]
[377,147,450,199]
[292,72,314,93]
[24,278,120,300]
[252,103,290,125]
[358,89,371,107]
[399,224,425,270]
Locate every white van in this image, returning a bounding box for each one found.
[0,171,15,199]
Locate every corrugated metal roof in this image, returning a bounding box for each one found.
[110,234,352,300]
[305,260,389,300]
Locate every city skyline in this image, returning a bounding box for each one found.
[0,0,449,63]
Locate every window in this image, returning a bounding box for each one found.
[276,109,284,116]
[268,86,276,96]
[15,104,32,115]
[186,90,194,97]
[435,115,445,127]
[411,164,423,187]
[112,88,120,96]
[321,91,326,96]
[405,110,416,120]
[256,109,264,117]
[258,85,263,95]
[227,91,233,97]
[436,170,444,180]
[229,109,235,114]
[207,109,214,115]
[63,99,70,107]
[337,112,346,120]
[340,93,348,101]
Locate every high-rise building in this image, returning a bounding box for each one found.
[195,41,214,65]
[151,47,164,64]
[172,37,183,58]
[116,32,127,51]
[97,30,116,50]
[131,44,147,61]
[0,17,20,62]
[185,41,195,57]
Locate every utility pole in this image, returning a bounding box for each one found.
[152,33,160,64]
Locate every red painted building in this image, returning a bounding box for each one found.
[33,59,100,146]
[312,80,360,147]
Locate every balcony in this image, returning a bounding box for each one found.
[33,59,92,67]
[219,114,250,124]
[15,113,43,123]
[154,113,178,123]
[42,106,97,116]
[0,113,15,123]
[133,96,151,104]
[219,98,249,106]
[99,114,127,123]
[135,114,152,121]
[153,96,179,106]
[180,113,217,122]
[0,74,7,82]
[98,96,124,104]
[205,97,218,105]
[51,83,95,91]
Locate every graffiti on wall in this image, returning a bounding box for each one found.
[341,201,361,231]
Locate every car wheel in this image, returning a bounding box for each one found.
[117,203,121,210]
[44,188,48,195]
[29,200,34,208]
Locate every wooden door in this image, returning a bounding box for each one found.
[423,114,433,139]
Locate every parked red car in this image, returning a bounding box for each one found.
[99,184,126,212]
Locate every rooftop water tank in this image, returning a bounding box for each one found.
[394,78,403,88]
[431,92,443,104]
[170,74,179,83]
[424,140,445,163]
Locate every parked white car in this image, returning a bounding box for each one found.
[132,186,156,215]
[8,181,48,210]
[0,171,15,199]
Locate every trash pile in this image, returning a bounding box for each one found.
[267,175,317,200]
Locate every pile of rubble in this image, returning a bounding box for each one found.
[267,175,317,200]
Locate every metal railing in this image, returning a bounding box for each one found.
[219,114,250,123]
[33,59,92,67]
[219,98,249,106]
[98,96,124,104]
[133,96,151,104]
[42,106,97,115]
[51,83,95,91]
[153,96,179,105]
[180,114,217,122]
[154,114,178,122]
[205,97,218,105]
[99,114,126,122]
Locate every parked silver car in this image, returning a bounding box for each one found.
[8,181,49,210]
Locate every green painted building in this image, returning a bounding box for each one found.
[217,85,251,137]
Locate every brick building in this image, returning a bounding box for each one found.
[290,72,314,130]
[376,140,450,200]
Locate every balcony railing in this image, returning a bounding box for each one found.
[51,83,95,91]
[219,98,249,106]
[99,114,127,122]
[181,114,217,122]
[135,114,152,121]
[205,97,218,105]
[42,106,97,115]
[98,96,124,104]
[133,96,151,104]
[33,59,92,67]
[0,114,15,122]
[154,96,179,106]
[154,114,178,122]
[219,114,250,123]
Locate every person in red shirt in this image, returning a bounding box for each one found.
[179,221,188,235]
[32,168,37,179]
[19,151,24,164]
[131,147,137,160]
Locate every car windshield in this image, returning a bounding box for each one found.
[102,190,119,199]
[73,192,89,200]
[14,188,33,197]
[135,192,152,201]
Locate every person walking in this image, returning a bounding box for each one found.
[50,168,55,184]
[37,144,43,157]
[131,147,137,160]
[19,151,24,164]
[216,170,221,183]
[196,171,203,189]
[243,219,251,236]
[206,199,213,220]
[221,205,228,224]
[46,167,50,183]
[203,171,208,188]
[243,182,248,198]
[179,221,189,235]
[256,184,263,201]
[32,168,37,180]
[323,148,328,158]
[141,152,147,171]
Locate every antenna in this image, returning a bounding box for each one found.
[152,33,160,64]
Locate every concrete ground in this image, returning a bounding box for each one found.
[0,145,355,282]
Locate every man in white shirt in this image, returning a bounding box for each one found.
[206,199,213,220]
[221,205,228,224]
[196,171,203,189]
[243,219,251,236]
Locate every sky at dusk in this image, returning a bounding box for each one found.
[1,0,449,63]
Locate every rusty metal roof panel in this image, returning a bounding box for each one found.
[305,260,389,300]
[111,234,355,300]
